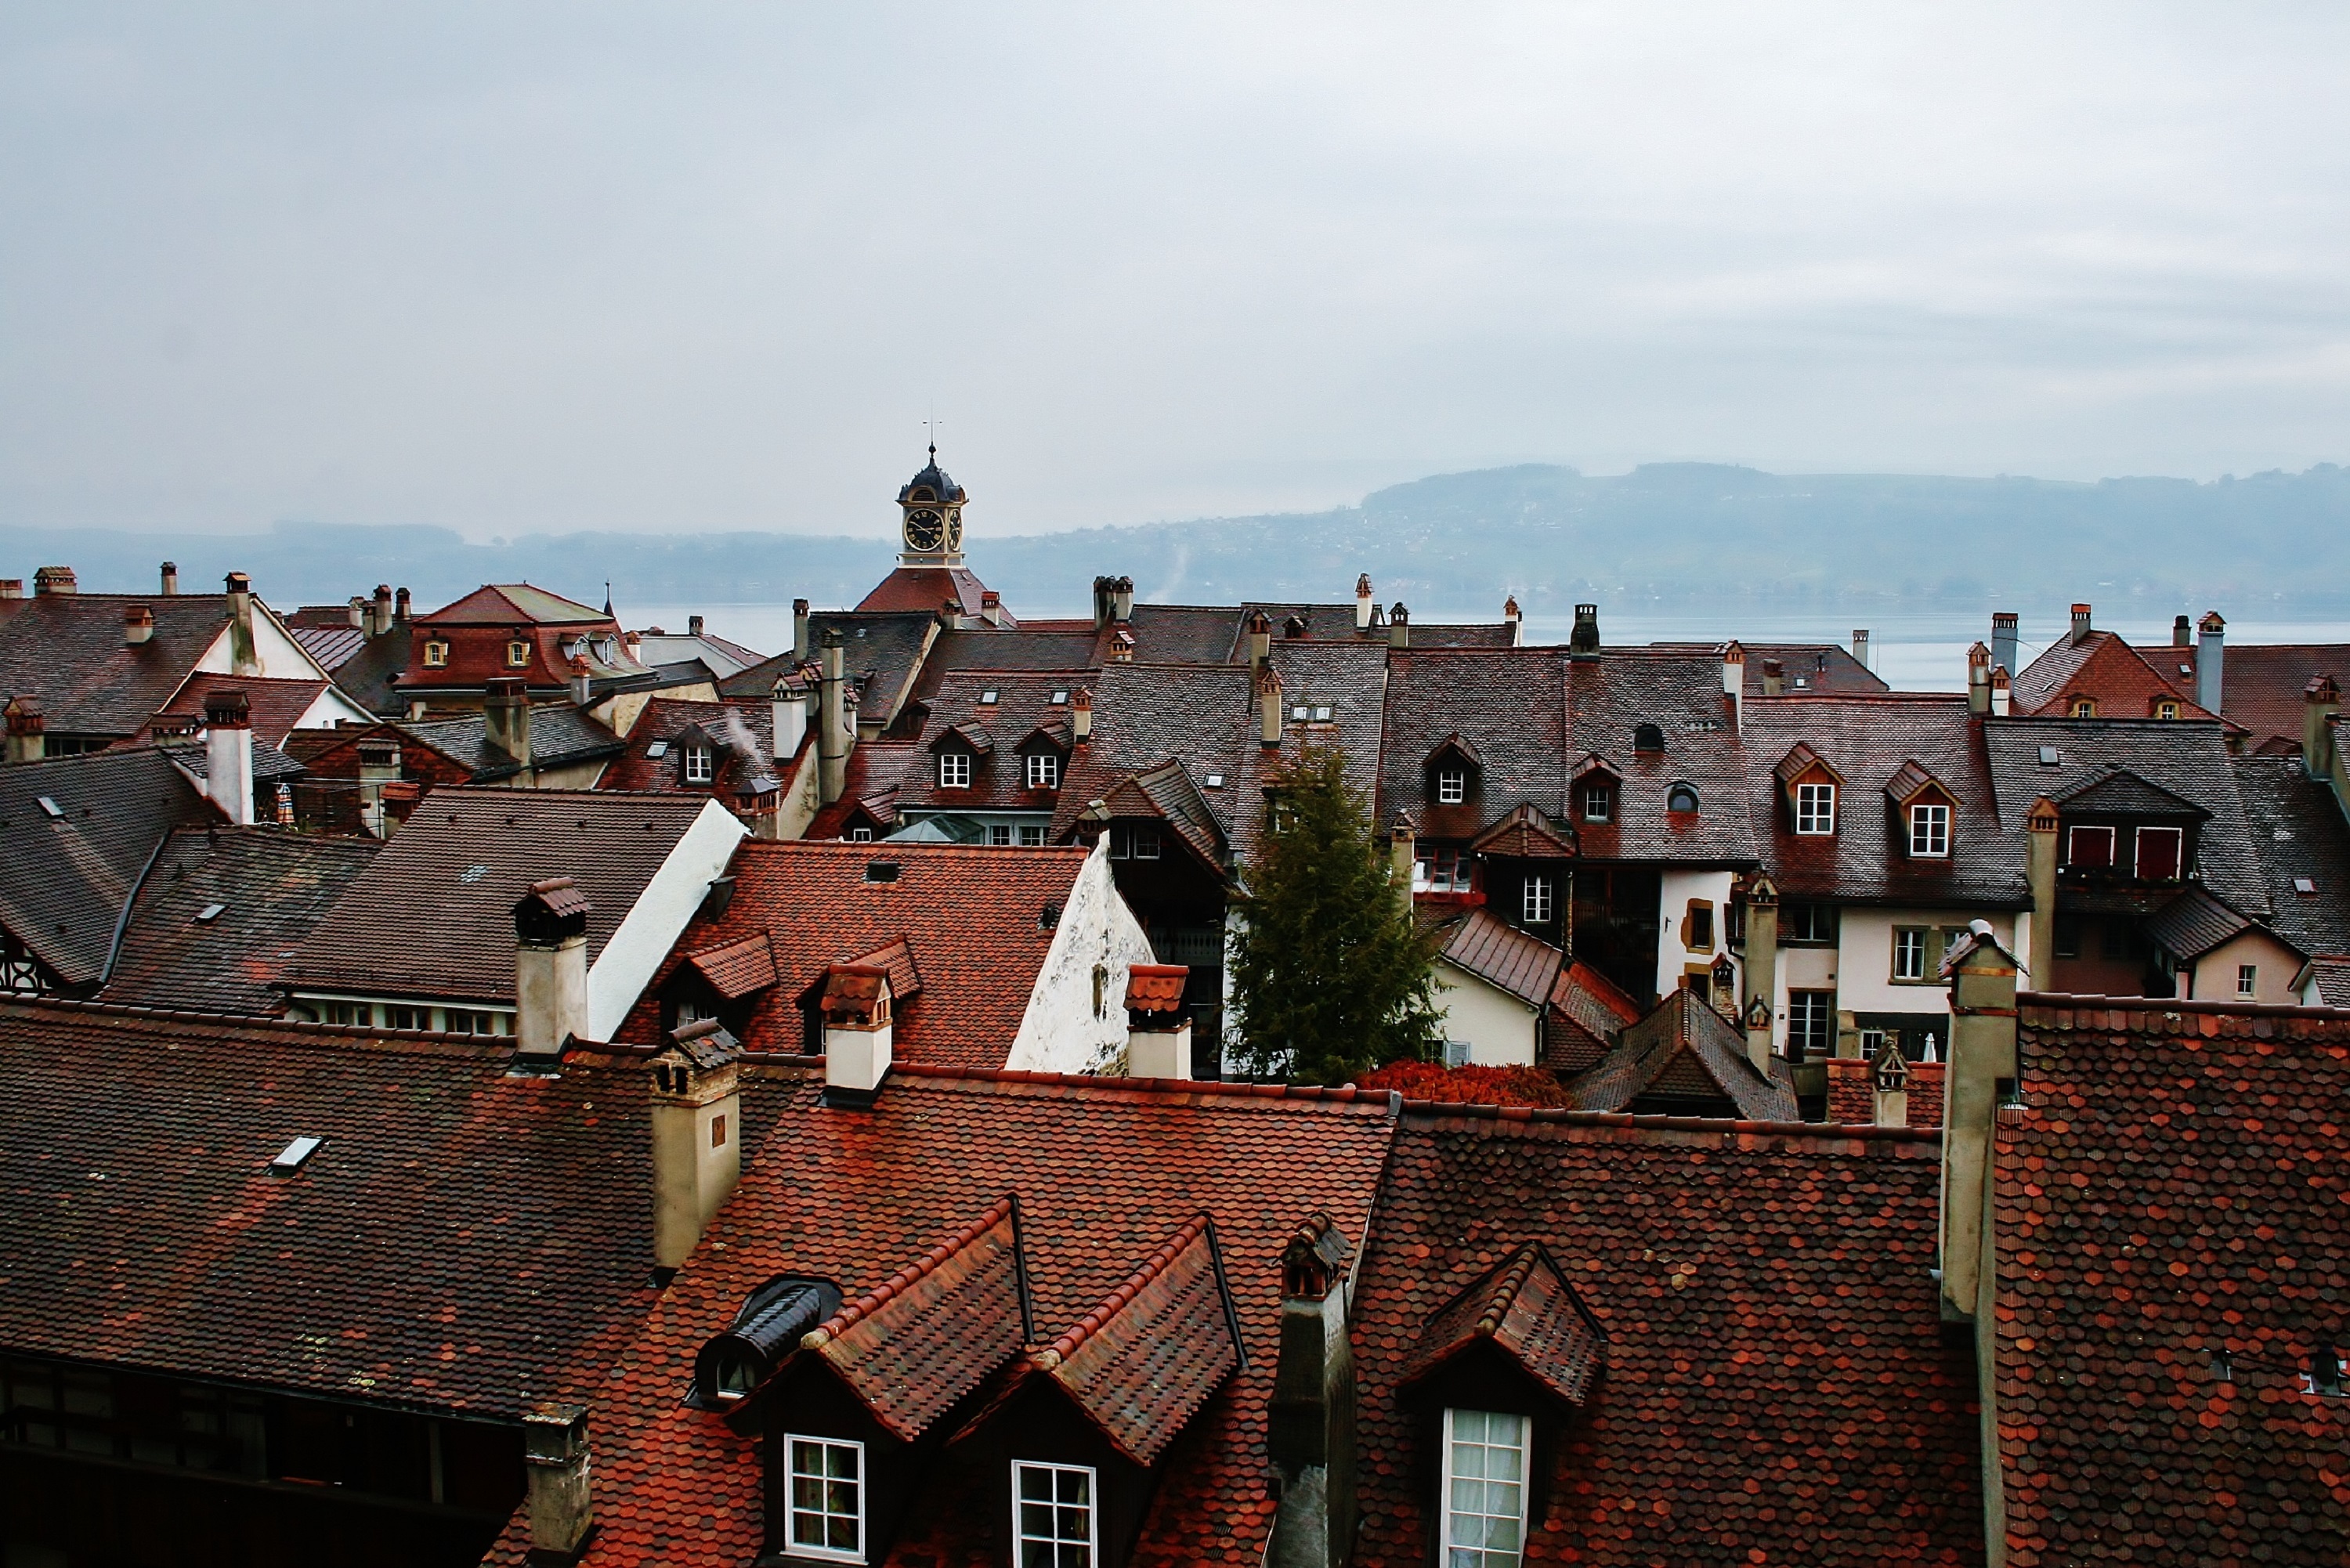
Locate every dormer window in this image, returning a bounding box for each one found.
[1665,782,1700,814]
[1025,752,1059,789]
[2138,825,2183,880]
[1437,768,1466,805]
[1795,782,1835,835]
[507,639,531,668]
[1441,1408,1531,1568]
[2068,825,2115,869]
[1580,783,1611,822]
[1909,802,1950,857]
[684,744,714,785]
[2071,697,2096,718]
[1013,1461,1097,1566]
[786,1436,866,1561]
[2156,699,2179,720]
[423,640,450,668]
[938,751,972,789]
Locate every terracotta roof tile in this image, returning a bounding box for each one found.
[0,591,253,737]
[1568,986,1799,1120]
[1398,1241,1605,1407]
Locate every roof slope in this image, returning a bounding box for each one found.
[1399,1241,1604,1407]
[1353,1107,1979,1563]
[597,696,789,797]
[138,672,338,748]
[1564,649,1758,864]
[2233,754,2350,957]
[0,591,237,735]
[1569,987,1799,1120]
[1995,1000,2350,1564]
[2012,629,2225,722]
[414,583,608,626]
[1377,649,1565,839]
[285,789,718,1003]
[99,826,382,1014]
[1437,906,1564,1009]
[396,705,624,780]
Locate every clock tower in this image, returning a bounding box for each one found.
[896,445,967,568]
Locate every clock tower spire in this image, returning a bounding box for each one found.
[896,444,967,568]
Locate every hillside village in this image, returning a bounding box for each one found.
[5,450,2349,1565]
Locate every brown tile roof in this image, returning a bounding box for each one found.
[284,788,724,1005]
[1568,986,1799,1120]
[0,746,219,987]
[2180,641,2350,754]
[718,610,938,726]
[1048,662,1255,846]
[1545,959,1643,1071]
[0,591,245,737]
[596,696,791,798]
[894,670,1088,815]
[2233,754,2350,958]
[136,672,338,749]
[1352,1107,1979,1563]
[1397,1241,1605,1407]
[1466,801,1578,860]
[2300,956,2350,1005]
[287,623,368,670]
[1437,905,1564,1010]
[97,826,381,1015]
[2012,628,2228,724]
[1564,649,1758,864]
[413,583,608,626]
[1995,999,2350,1564]
[1377,649,1566,840]
[2140,883,2255,961]
[1124,963,1188,1012]
[681,930,779,999]
[395,704,625,781]
[320,620,415,715]
[1649,641,1887,696]
[855,564,994,619]
[802,739,921,840]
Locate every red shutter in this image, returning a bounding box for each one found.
[2068,826,2115,869]
[2136,826,2183,880]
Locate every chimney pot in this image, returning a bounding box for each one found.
[1967,641,1991,714]
[1124,964,1193,1078]
[689,613,704,638]
[1570,603,1600,655]
[650,1022,744,1267]
[0,580,20,600]
[2070,603,2093,646]
[1990,612,2019,682]
[1990,664,2012,717]
[1267,1212,1358,1566]
[395,586,411,622]
[32,565,76,597]
[514,878,591,1059]
[160,562,179,596]
[485,677,533,778]
[1388,603,1409,650]
[1759,658,1784,698]
[123,605,155,646]
[1070,685,1093,742]
[820,964,895,1104]
[1112,576,1133,621]
[224,573,258,676]
[1258,665,1285,746]
[4,696,46,765]
[1246,609,1272,669]
[2174,613,2193,647]
[1354,574,1374,632]
[2304,674,2340,781]
[203,688,255,824]
[1851,628,1871,667]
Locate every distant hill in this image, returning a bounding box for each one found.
[5,461,2346,621]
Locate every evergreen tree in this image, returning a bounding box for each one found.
[1228,744,1442,1083]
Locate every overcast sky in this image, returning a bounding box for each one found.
[3,3,2347,541]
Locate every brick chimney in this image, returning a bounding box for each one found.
[1570,603,1600,655]
[1991,612,2019,678]
[2024,796,2058,987]
[1246,609,1273,670]
[1502,594,1522,648]
[370,584,393,637]
[1939,921,2020,1324]
[1354,574,1374,632]
[1258,664,1284,747]
[1389,815,1415,909]
[484,677,533,779]
[223,572,259,676]
[1990,664,2012,717]
[522,1404,594,1559]
[1069,685,1092,742]
[820,963,893,1106]
[513,877,591,1061]
[650,1019,744,1270]
[33,565,76,597]
[1759,657,1784,697]
[1387,603,1409,651]
[123,605,154,647]
[4,696,45,765]
[204,688,255,825]
[1967,641,1991,714]
[2068,603,2092,647]
[1267,1213,1357,1568]
[2172,613,2192,647]
[818,630,849,804]
[1740,873,1777,1069]
[1124,964,1192,1078]
[2196,611,2225,714]
[1720,641,1744,732]
[772,673,809,761]
[2304,676,2340,782]
[1850,628,1870,668]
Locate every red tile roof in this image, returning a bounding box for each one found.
[137,672,339,748]
[1546,959,1643,1071]
[1996,999,2350,1564]
[1569,986,1799,1120]
[855,564,994,619]
[1397,1241,1604,1407]
[1437,905,1565,1010]
[595,696,794,798]
[2012,629,2229,724]
[1125,963,1188,1013]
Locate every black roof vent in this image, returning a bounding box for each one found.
[1039,900,1061,931]
[864,860,902,883]
[687,1275,844,1409]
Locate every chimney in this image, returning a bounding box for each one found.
[820,963,894,1106]
[979,591,1002,628]
[1246,609,1273,670]
[1091,576,1117,630]
[522,1404,594,1560]
[0,580,20,600]
[1966,641,1991,714]
[1258,664,1284,747]
[1850,628,1871,668]
[1109,629,1136,663]
[1070,685,1093,742]
[772,674,809,760]
[1354,574,1374,632]
[347,596,368,628]
[650,1019,744,1270]
[2068,603,2092,647]
[485,677,533,779]
[203,688,255,825]
[568,654,592,707]
[1870,1039,1911,1128]
[1113,576,1134,621]
[786,598,808,661]
[123,605,154,647]
[1387,603,1409,651]
[1939,920,2020,1324]
[1124,965,1193,1079]
[1267,1213,1357,1568]
[160,561,179,597]
[1989,665,2012,717]
[2196,612,2225,714]
[4,696,45,765]
[818,630,849,804]
[1389,815,1415,910]
[514,878,591,1060]
[1990,612,2019,678]
[224,572,259,676]
[1502,594,1521,648]
[2173,613,2192,647]
[33,566,76,597]
[2024,797,2058,989]
[1741,875,1777,1070]
[371,584,394,638]
[1720,641,1744,732]
[1759,657,1784,697]
[2304,676,2339,782]
[1570,603,1600,655]
[688,613,705,639]
[395,587,411,623]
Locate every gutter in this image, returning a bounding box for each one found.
[100,828,176,985]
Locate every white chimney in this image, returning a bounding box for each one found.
[821,963,894,1104]
[1124,964,1193,1079]
[772,674,808,760]
[513,878,591,1060]
[2069,603,2093,647]
[2196,612,2225,714]
[1503,594,1522,647]
[1851,628,1870,669]
[1967,641,1991,714]
[123,605,154,646]
[1070,685,1093,742]
[1721,641,1744,732]
[159,561,179,597]
[203,688,255,825]
[1990,664,2012,717]
[649,1020,744,1270]
[1354,574,1374,632]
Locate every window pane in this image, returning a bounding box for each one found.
[1445,1409,1530,1568]
[1012,1461,1094,1565]
[787,1436,862,1558]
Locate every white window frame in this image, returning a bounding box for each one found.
[848,826,873,844]
[1580,783,1611,822]
[1909,801,1950,858]
[2068,824,2115,869]
[988,824,1013,847]
[1795,782,1835,835]
[1893,927,1928,982]
[1441,1407,1531,1568]
[2137,825,2184,881]
[1018,823,1046,847]
[1131,825,1161,860]
[1787,989,1835,1058]
[683,745,714,785]
[938,751,971,789]
[1011,1460,1097,1567]
[1522,874,1554,924]
[1025,752,1059,790]
[1437,768,1466,804]
[785,1434,866,1563]
[422,640,449,668]
[2237,963,2258,998]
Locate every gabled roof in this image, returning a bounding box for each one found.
[2012,628,2229,724]
[413,583,609,627]
[138,673,350,748]
[396,704,626,782]
[1882,757,1950,804]
[2140,884,2256,962]
[287,623,369,671]
[1376,650,1566,844]
[1397,1241,1604,1407]
[1085,759,1230,871]
[1423,732,1484,768]
[1544,959,1643,1073]
[0,591,253,737]
[598,697,792,797]
[855,564,994,620]
[1466,801,1578,860]
[897,672,1089,815]
[1562,649,1756,865]
[1772,739,1843,789]
[2298,955,2350,1006]
[2052,764,2210,818]
[2233,755,2350,958]
[682,931,780,1000]
[1435,906,1564,1010]
[1568,987,1799,1121]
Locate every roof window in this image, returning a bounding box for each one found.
[1205,773,1225,788]
[459,864,489,883]
[268,1135,324,1176]
[864,861,902,883]
[979,689,999,705]
[1313,705,1332,722]
[1050,689,1068,705]
[36,796,63,818]
[2295,876,2319,894]
[645,740,670,758]
[195,903,226,924]
[1665,782,1701,813]
[2038,746,2061,767]
[1633,724,1665,753]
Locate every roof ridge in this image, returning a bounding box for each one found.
[1034,1213,1212,1369]
[1397,1099,1942,1144]
[1473,1243,1544,1339]
[0,995,527,1055]
[2019,992,2350,1019]
[802,1195,1017,1350]
[887,1060,1404,1110]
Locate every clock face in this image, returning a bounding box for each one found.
[905,508,944,552]
[945,508,964,551]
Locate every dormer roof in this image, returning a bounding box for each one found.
[1568,987,1799,1122]
[2053,764,2210,819]
[1424,732,1484,769]
[1467,803,1578,862]
[1773,739,1845,790]
[1883,757,1954,805]
[1399,1241,1605,1407]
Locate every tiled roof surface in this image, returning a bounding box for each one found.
[1378,649,1565,840]
[2140,883,2254,961]
[396,704,625,780]
[1398,1241,1604,1407]
[0,1001,772,1418]
[613,840,1089,1066]
[99,826,381,1015]
[1565,650,1758,863]
[631,628,767,679]
[0,746,218,985]
[1648,641,1887,697]
[1468,802,1579,860]
[2232,755,2350,958]
[285,789,721,1003]
[322,622,415,715]
[413,583,609,626]
[1983,718,2269,916]
[1437,905,1564,1010]
[154,735,306,787]
[1125,604,1253,665]
[2012,629,2225,722]
[1354,1107,1979,1564]
[1995,1000,2350,1565]
[1049,663,1253,847]
[0,591,240,736]
[895,670,1086,815]
[682,931,779,999]
[1569,987,1799,1120]
[287,623,368,670]
[803,740,920,840]
[558,1068,1397,1568]
[909,627,1103,698]
[1224,641,1392,865]
[136,672,338,748]
[2301,956,2350,1005]
[597,696,791,797]
[1742,695,2027,908]
[855,564,993,620]
[2178,642,2350,754]
[1545,959,1643,1072]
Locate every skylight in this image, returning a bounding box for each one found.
[459,864,489,883]
[36,796,63,818]
[1312,705,1332,721]
[1050,690,1068,705]
[864,861,902,883]
[2296,877,2319,894]
[645,740,670,757]
[195,903,226,923]
[1205,773,1225,788]
[2038,746,2061,766]
[980,689,1000,704]
[268,1136,325,1176]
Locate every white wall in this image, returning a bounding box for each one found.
[1431,961,1540,1066]
[1834,908,2015,1021]
[1655,868,1736,999]
[1006,836,1162,1075]
[588,799,749,1039]
[197,600,336,681]
[2191,929,2302,1004]
[295,686,376,729]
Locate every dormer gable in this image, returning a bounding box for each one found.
[1773,741,1846,835]
[1397,1241,1605,1409]
[1885,759,1961,859]
[1467,803,1578,862]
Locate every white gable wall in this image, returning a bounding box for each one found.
[587,798,749,1039]
[1432,959,1540,1067]
[1005,835,1161,1075]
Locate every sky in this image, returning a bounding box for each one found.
[3,2,2348,542]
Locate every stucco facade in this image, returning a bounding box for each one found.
[1655,868,1737,1001]
[1431,959,1542,1067]
[1004,836,1162,1075]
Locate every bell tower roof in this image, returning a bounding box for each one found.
[897,446,966,506]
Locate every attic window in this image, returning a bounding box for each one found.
[979,689,999,705]
[1292,705,1310,721]
[36,797,63,818]
[1795,782,1835,835]
[1205,773,1225,788]
[1312,705,1332,722]
[1441,1410,1531,1567]
[1437,769,1466,805]
[2070,698,2096,718]
[1050,690,1068,705]
[507,640,531,668]
[683,745,714,785]
[423,640,450,668]
[2038,746,2061,767]
[268,1136,324,1176]
[2156,700,2179,720]
[863,861,901,883]
[1634,723,1666,753]
[2296,876,2319,894]
[645,740,670,758]
[938,752,971,789]
[1665,782,1700,813]
[195,903,227,924]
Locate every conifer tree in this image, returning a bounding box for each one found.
[1228,744,1441,1082]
